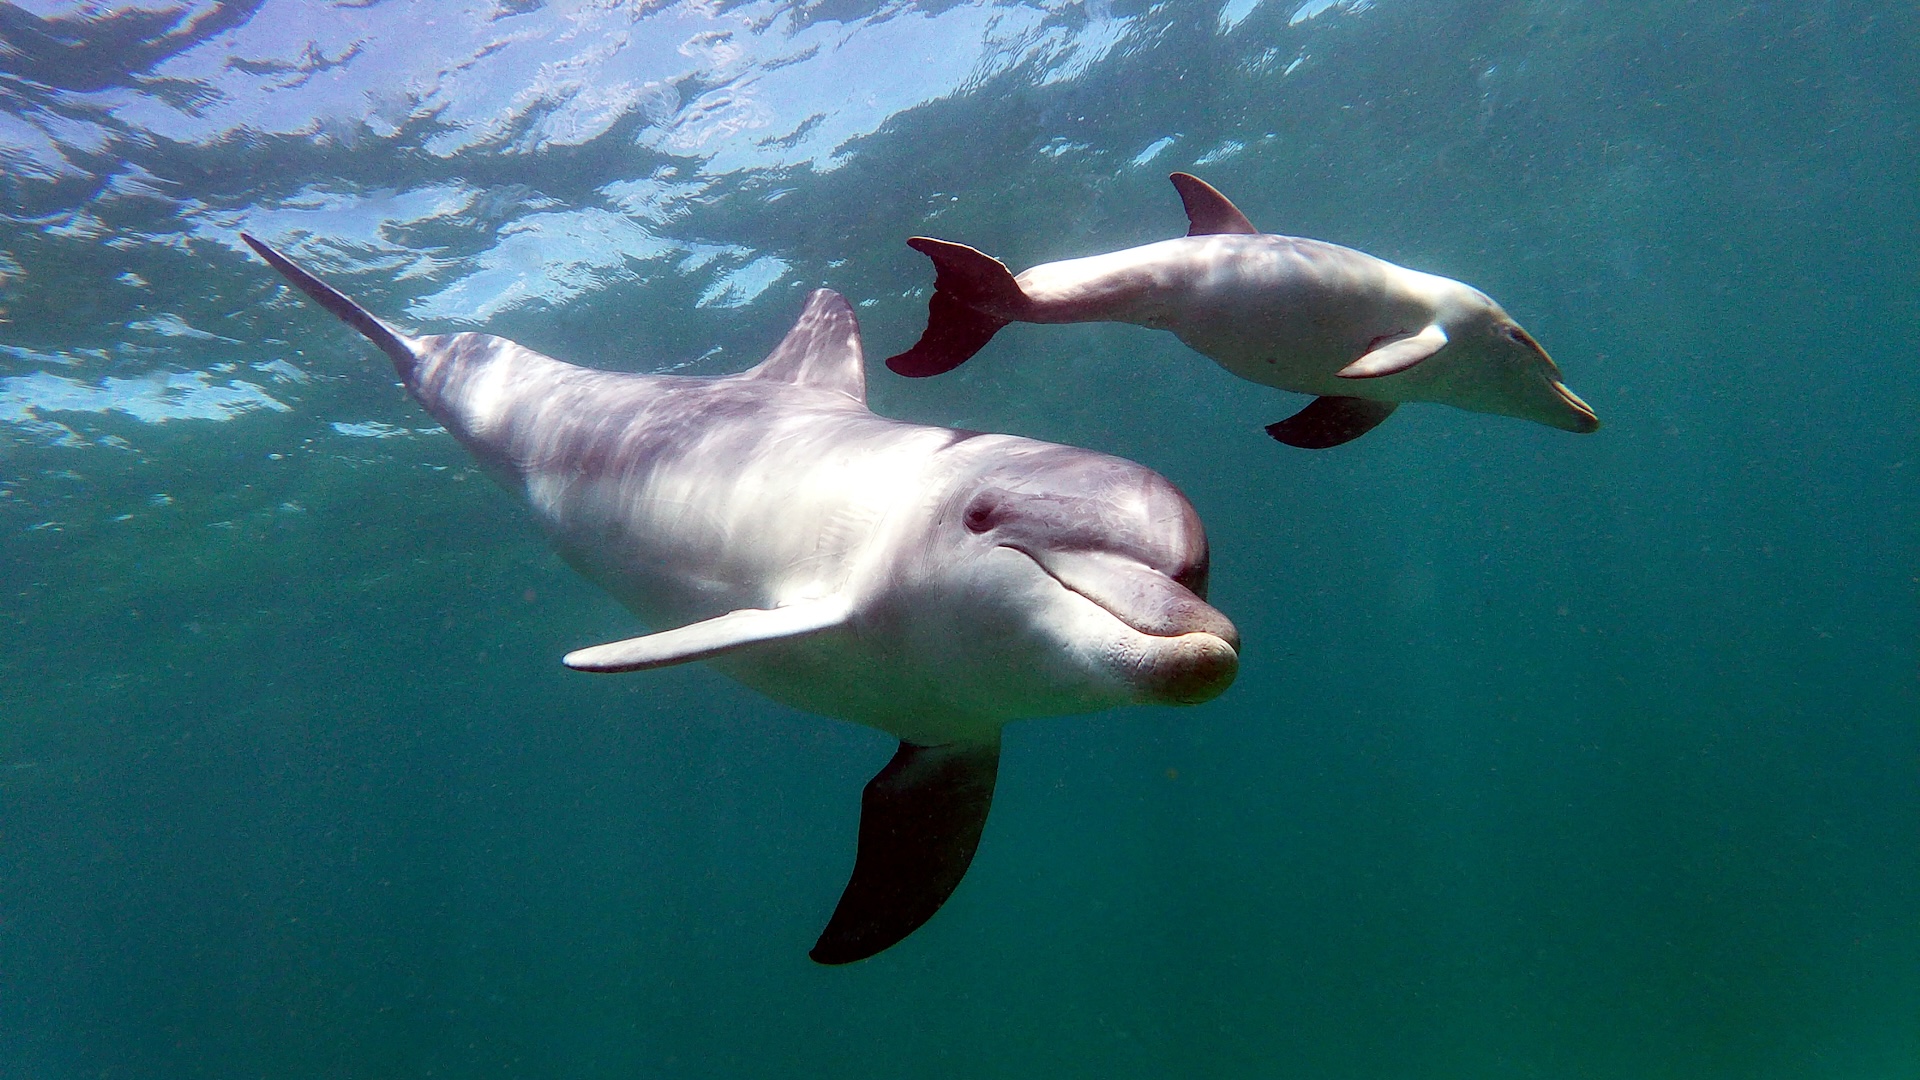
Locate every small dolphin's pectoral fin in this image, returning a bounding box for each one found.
[1169,173,1259,236]
[1266,396,1400,449]
[562,596,852,673]
[810,738,1001,965]
[1335,323,1448,379]
[745,289,868,404]
[886,238,1021,378]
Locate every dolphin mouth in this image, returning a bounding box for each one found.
[1551,380,1601,433]
[1003,544,1241,705]
[1003,544,1239,647]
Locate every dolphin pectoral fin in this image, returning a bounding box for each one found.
[810,738,1001,965]
[887,238,1020,378]
[1169,173,1259,236]
[562,597,852,673]
[1266,396,1400,449]
[1335,323,1448,379]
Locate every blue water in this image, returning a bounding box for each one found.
[2,2,1916,1077]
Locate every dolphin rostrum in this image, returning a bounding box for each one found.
[242,235,1239,964]
[887,172,1599,449]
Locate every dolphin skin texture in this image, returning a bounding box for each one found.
[243,235,1239,965]
[888,172,1599,449]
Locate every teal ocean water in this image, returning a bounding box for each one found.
[2,2,1916,1076]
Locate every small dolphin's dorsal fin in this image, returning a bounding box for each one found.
[1335,323,1448,379]
[1170,173,1259,236]
[562,596,853,673]
[746,288,867,403]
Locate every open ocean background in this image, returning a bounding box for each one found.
[2,1,1916,1076]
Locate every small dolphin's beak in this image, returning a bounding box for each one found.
[1514,329,1599,434]
[1551,380,1600,433]
[1009,545,1240,704]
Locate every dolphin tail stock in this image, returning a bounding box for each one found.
[240,233,418,379]
[810,737,1001,965]
[884,237,1021,378]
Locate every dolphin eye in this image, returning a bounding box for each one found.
[963,495,1000,534]
[1502,325,1531,346]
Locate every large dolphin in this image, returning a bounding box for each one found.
[888,172,1599,449]
[241,235,1238,964]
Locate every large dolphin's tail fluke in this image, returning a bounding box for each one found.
[241,233,418,379]
[885,237,1021,378]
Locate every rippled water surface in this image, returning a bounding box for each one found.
[2,2,1916,1077]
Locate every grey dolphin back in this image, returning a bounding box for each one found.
[241,234,418,379]
[812,738,1002,965]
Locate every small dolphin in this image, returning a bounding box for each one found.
[888,173,1599,449]
[242,235,1238,964]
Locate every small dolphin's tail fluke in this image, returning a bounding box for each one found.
[885,237,1021,378]
[240,233,418,378]
[810,738,1000,965]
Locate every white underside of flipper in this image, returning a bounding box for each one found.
[564,596,856,673]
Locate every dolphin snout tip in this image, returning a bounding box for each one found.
[1551,381,1600,433]
[1138,631,1239,706]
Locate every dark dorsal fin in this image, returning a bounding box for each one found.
[746,288,867,404]
[810,738,1001,964]
[1169,173,1259,236]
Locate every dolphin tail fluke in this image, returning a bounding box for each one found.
[810,738,1001,965]
[885,238,1020,377]
[1266,395,1399,449]
[241,233,418,378]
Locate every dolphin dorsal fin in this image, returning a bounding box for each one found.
[746,288,867,403]
[1170,173,1259,236]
